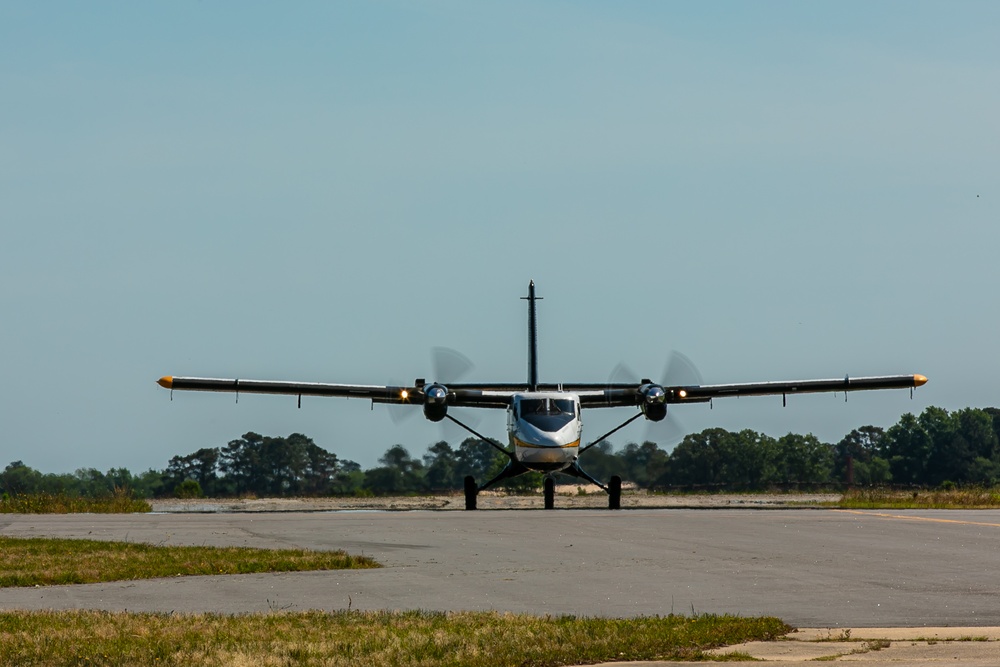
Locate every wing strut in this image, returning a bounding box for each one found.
[444,414,510,459]
[579,412,644,455]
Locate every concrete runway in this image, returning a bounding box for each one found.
[2,508,1000,628]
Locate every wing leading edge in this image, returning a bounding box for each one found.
[158,373,926,410]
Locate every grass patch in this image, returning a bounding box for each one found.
[0,610,789,666]
[710,650,762,661]
[834,487,1000,509]
[1,490,151,514]
[0,537,379,587]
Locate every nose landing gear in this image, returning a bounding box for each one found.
[544,476,555,509]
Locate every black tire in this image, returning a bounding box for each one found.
[544,477,555,510]
[464,476,477,511]
[608,475,622,510]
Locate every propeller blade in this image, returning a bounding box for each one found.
[645,351,703,447]
[662,350,703,388]
[650,412,687,447]
[389,348,480,432]
[432,347,474,384]
[387,379,415,424]
[608,361,639,388]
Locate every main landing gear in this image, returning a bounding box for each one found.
[463,472,622,510]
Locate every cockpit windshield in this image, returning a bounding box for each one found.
[518,398,576,432]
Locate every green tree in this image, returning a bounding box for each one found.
[955,408,999,464]
[920,407,966,486]
[982,408,1000,452]
[774,433,833,485]
[882,412,932,484]
[834,426,885,484]
[165,448,222,495]
[577,441,626,483]
[134,468,167,498]
[74,468,111,496]
[454,438,498,482]
[619,441,669,488]
[667,429,728,487]
[363,445,424,495]
[667,429,778,489]
[330,460,366,496]
[0,461,41,495]
[296,434,341,495]
[423,441,459,491]
[219,432,267,495]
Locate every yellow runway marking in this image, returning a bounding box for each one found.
[833,509,1000,529]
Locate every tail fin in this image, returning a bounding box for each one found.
[521,281,542,391]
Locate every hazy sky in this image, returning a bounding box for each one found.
[2,2,997,474]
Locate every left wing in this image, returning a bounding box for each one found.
[567,373,927,409]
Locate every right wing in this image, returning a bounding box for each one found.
[157,376,514,409]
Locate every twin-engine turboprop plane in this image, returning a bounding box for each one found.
[158,281,927,509]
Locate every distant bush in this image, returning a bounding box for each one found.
[174,480,203,499]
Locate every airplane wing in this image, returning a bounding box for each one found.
[567,374,928,409]
[156,376,515,409]
[158,373,926,411]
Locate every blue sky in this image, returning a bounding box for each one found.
[2,2,997,473]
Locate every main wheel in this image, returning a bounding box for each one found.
[464,476,478,511]
[608,475,622,510]
[544,476,555,510]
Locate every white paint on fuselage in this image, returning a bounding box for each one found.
[507,392,582,471]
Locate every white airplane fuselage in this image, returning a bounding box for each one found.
[507,392,583,472]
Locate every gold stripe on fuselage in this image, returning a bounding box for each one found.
[512,436,581,449]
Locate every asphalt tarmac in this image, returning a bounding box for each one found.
[2,508,999,628]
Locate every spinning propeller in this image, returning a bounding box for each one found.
[389,347,479,432]
[608,350,703,447]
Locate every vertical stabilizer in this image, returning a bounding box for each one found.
[521,281,542,391]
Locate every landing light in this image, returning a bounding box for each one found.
[400,390,409,400]
[678,389,687,398]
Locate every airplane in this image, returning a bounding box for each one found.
[158,281,927,510]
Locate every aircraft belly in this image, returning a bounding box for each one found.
[511,431,580,468]
[515,444,578,466]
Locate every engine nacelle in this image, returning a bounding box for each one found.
[639,383,667,422]
[422,383,449,422]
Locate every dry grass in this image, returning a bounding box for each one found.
[0,490,151,514]
[0,537,379,587]
[836,487,1000,509]
[0,610,790,666]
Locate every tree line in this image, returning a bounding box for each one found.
[3,406,1000,499]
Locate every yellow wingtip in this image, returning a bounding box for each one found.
[914,374,928,387]
[158,376,174,389]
